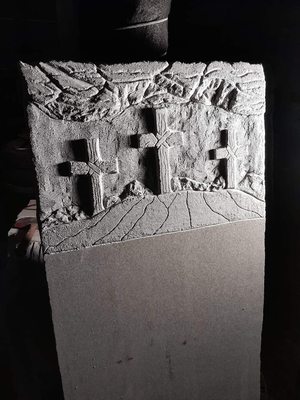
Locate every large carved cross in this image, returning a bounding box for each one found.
[138,108,183,194]
[210,130,242,189]
[68,138,118,214]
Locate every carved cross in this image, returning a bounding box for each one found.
[68,138,118,214]
[210,130,243,189]
[138,108,183,194]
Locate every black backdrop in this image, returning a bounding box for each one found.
[170,2,300,398]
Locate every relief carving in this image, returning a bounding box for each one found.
[67,138,118,214]
[21,61,266,254]
[138,108,183,194]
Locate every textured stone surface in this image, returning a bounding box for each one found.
[21,61,265,254]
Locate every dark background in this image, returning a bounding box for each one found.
[0,1,299,399]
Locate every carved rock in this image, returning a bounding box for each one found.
[21,61,265,255]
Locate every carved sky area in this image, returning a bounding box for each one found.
[21,61,265,254]
[22,60,265,120]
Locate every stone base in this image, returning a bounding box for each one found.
[46,219,264,400]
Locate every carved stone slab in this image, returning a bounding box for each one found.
[21,61,265,255]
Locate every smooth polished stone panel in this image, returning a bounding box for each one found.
[46,219,264,400]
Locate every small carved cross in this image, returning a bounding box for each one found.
[210,130,242,189]
[68,138,118,214]
[138,108,183,194]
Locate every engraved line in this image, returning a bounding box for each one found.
[47,198,128,250]
[120,197,156,241]
[236,72,256,78]
[44,246,49,254]
[202,193,230,222]
[156,195,169,208]
[88,162,102,175]
[186,191,192,228]
[92,197,145,245]
[154,193,178,234]
[227,191,263,218]
[183,75,202,100]
[229,188,265,202]
[204,67,222,77]
[47,208,111,250]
